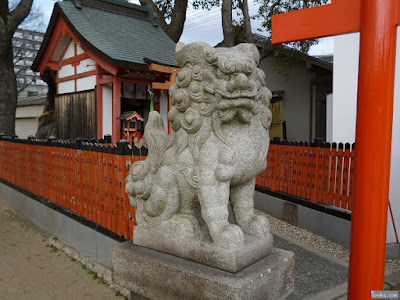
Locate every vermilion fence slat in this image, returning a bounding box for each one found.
[348,144,356,211]
[335,143,344,209]
[328,143,337,206]
[0,136,357,243]
[341,143,351,210]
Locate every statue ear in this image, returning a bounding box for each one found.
[175,42,211,67]
[176,42,186,54]
[234,43,260,65]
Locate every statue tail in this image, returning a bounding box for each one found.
[125,111,168,204]
[144,111,169,171]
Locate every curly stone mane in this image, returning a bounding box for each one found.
[166,42,272,173]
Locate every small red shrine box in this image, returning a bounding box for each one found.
[117,111,144,146]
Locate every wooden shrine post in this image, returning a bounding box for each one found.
[272,0,399,298]
[149,64,180,133]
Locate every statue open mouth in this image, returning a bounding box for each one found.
[218,98,255,111]
[205,85,258,100]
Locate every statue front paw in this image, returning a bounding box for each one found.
[239,214,270,236]
[212,224,244,250]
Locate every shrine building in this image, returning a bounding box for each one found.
[32,0,179,144]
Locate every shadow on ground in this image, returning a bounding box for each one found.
[273,235,348,300]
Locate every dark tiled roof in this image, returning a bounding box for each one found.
[117,111,143,120]
[316,54,333,63]
[17,94,47,107]
[252,33,333,71]
[33,0,177,71]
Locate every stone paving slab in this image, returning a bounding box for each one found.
[272,234,349,299]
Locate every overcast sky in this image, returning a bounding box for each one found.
[33,0,334,56]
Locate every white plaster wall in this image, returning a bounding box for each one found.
[15,118,39,139]
[331,32,359,144]
[160,90,168,130]
[76,75,96,92]
[388,26,400,244]
[76,43,84,55]
[58,64,74,78]
[260,56,314,141]
[326,93,333,142]
[332,28,400,244]
[58,80,74,94]
[102,84,112,136]
[76,58,96,74]
[16,105,44,118]
[63,40,75,59]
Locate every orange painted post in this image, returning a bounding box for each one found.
[272,0,399,294]
[348,1,397,295]
[348,143,355,211]
[112,76,122,145]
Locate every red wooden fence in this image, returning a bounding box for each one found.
[0,137,146,240]
[256,140,355,211]
[0,137,353,240]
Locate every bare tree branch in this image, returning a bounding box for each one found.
[241,0,253,43]
[139,0,168,30]
[139,0,188,43]
[8,0,33,34]
[222,0,234,47]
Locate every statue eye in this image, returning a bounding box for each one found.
[216,68,229,80]
[244,59,256,74]
[219,58,235,74]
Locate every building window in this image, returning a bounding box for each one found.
[27,91,38,97]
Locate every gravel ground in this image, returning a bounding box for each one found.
[258,210,400,276]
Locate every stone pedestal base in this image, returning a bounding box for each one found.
[134,226,273,272]
[112,242,294,300]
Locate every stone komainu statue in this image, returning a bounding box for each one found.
[125,42,273,250]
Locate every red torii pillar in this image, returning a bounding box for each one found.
[272,0,398,298]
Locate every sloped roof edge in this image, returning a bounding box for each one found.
[32,0,178,72]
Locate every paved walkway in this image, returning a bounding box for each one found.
[273,234,348,299]
[0,201,122,300]
[0,199,356,299]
